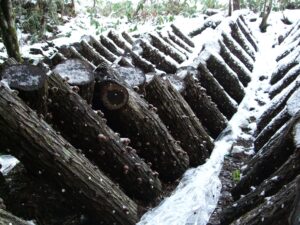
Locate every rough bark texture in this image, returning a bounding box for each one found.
[236,17,258,51]
[0,84,138,225]
[122,31,134,45]
[130,50,155,73]
[189,20,221,37]
[145,76,214,166]
[100,35,123,56]
[48,73,162,201]
[168,31,193,53]
[0,64,48,115]
[107,30,131,52]
[170,24,195,48]
[88,35,117,63]
[270,61,298,85]
[158,32,189,57]
[182,74,228,139]
[0,209,30,225]
[68,46,97,70]
[197,63,238,119]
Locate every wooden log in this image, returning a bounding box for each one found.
[221,32,254,71]
[236,17,258,51]
[0,84,138,225]
[182,74,228,139]
[148,33,186,63]
[276,39,300,62]
[0,64,48,115]
[100,35,123,56]
[107,30,131,52]
[92,68,189,181]
[231,113,300,200]
[204,53,245,103]
[68,46,97,70]
[168,31,193,53]
[218,40,251,87]
[130,50,156,73]
[289,176,300,225]
[197,63,238,119]
[221,150,300,225]
[270,60,298,85]
[137,40,178,74]
[229,176,300,225]
[145,76,214,166]
[158,32,189,58]
[269,64,300,99]
[114,66,146,91]
[48,73,162,201]
[0,209,31,225]
[229,22,256,60]
[170,24,195,48]
[50,52,67,67]
[189,19,221,37]
[122,31,134,45]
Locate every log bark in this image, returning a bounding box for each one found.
[48,73,162,201]
[92,68,189,181]
[289,176,300,225]
[221,32,254,71]
[276,40,300,62]
[128,50,156,73]
[107,30,131,52]
[145,76,214,166]
[122,31,134,45]
[170,24,195,48]
[236,17,258,51]
[168,31,193,53]
[270,60,298,85]
[231,114,300,200]
[218,40,251,87]
[221,150,300,225]
[0,64,48,115]
[189,19,221,37]
[204,53,245,103]
[100,35,123,56]
[0,84,138,225]
[53,59,95,104]
[0,209,31,225]
[158,32,189,57]
[182,74,228,139]
[50,52,67,67]
[67,46,97,70]
[229,176,300,225]
[197,63,238,119]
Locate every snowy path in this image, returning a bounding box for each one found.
[137,19,278,225]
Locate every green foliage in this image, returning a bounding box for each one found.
[232,169,241,183]
[201,0,223,10]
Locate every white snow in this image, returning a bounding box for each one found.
[0,155,19,175]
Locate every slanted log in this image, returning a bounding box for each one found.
[130,50,156,73]
[168,31,193,53]
[218,40,251,87]
[221,150,300,225]
[0,209,31,225]
[50,52,67,67]
[88,35,118,62]
[158,32,189,58]
[108,30,131,52]
[221,32,254,71]
[182,74,228,138]
[276,40,300,62]
[204,53,245,103]
[0,84,138,225]
[236,18,258,51]
[289,175,300,225]
[170,24,195,48]
[229,22,256,60]
[68,46,97,70]
[122,31,134,45]
[48,73,162,201]
[189,19,221,37]
[270,60,298,85]
[53,59,95,104]
[93,68,189,181]
[100,35,123,56]
[145,76,214,166]
[148,33,186,63]
[231,113,300,200]
[229,176,300,225]
[136,40,178,74]
[197,63,238,119]
[0,64,48,115]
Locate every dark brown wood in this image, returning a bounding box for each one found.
[148,33,186,63]
[93,68,189,181]
[53,59,95,104]
[229,176,300,225]
[237,17,258,51]
[158,32,189,58]
[168,31,193,53]
[0,84,138,225]
[221,32,254,71]
[145,76,214,166]
[122,31,134,45]
[182,74,228,138]
[170,24,195,48]
[48,73,162,201]
[137,40,178,74]
[0,209,31,225]
[100,35,123,56]
[197,63,238,119]
[108,30,131,52]
[130,50,156,73]
[204,53,245,103]
[0,64,48,115]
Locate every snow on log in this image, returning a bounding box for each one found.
[100,35,123,56]
[197,63,238,119]
[130,50,156,73]
[114,66,146,91]
[221,32,254,71]
[68,46,97,69]
[53,59,95,104]
[170,24,195,48]
[50,52,67,67]
[189,18,221,37]
[92,68,189,181]
[88,35,118,62]
[182,73,228,139]
[0,209,31,225]
[276,39,300,62]
[218,40,251,87]
[167,31,193,53]
[236,17,258,52]
[48,73,162,201]
[144,76,214,166]
[0,84,138,225]
[0,64,48,115]
[122,31,134,45]
[108,30,132,52]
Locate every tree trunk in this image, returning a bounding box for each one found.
[0,209,31,225]
[182,74,228,139]
[48,73,162,202]
[289,176,300,225]
[0,84,138,225]
[145,76,214,166]
[228,0,232,16]
[259,0,273,32]
[232,0,240,10]
[0,0,22,62]
[158,32,189,57]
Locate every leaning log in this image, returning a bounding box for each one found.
[48,73,162,201]
[236,17,258,51]
[189,19,221,37]
[0,84,138,225]
[170,24,195,48]
[0,209,31,225]
[289,175,300,225]
[0,64,48,115]
[182,74,228,138]
[158,32,189,58]
[122,31,134,45]
[93,68,189,181]
[197,63,238,119]
[229,176,300,225]
[50,52,67,67]
[68,46,97,70]
[168,31,193,53]
[107,30,131,52]
[130,50,156,73]
[53,59,95,104]
[145,76,214,166]
[100,35,123,56]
